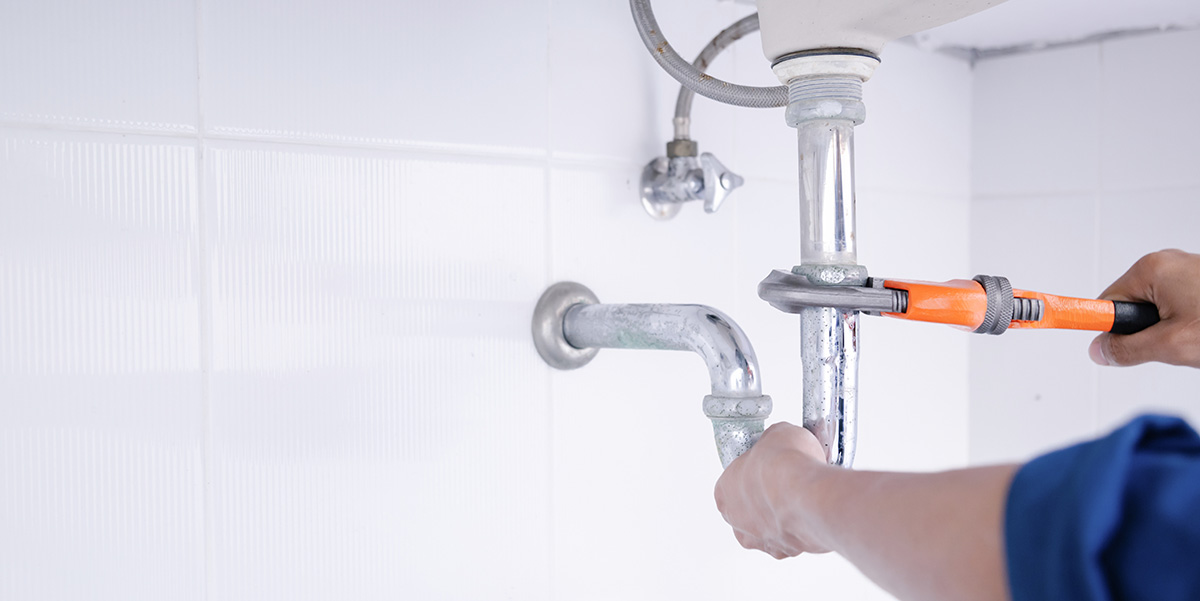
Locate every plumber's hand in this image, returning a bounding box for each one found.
[714,422,832,560]
[1089,249,1200,368]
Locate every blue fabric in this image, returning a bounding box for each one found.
[1006,414,1200,601]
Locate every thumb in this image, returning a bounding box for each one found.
[1089,328,1167,367]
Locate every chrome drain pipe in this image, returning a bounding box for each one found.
[532,282,772,468]
[772,54,881,467]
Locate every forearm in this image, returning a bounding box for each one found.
[797,463,1019,601]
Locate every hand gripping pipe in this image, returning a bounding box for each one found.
[532,282,772,468]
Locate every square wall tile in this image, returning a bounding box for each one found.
[0,0,198,132]
[1097,187,1200,287]
[201,0,548,153]
[857,190,970,282]
[0,130,204,600]
[973,44,1101,198]
[856,190,971,471]
[204,145,550,601]
[969,195,1100,464]
[728,19,795,184]
[548,0,743,162]
[549,165,737,305]
[1100,29,1200,191]
[971,195,1098,296]
[858,43,973,197]
[970,328,1101,464]
[1097,362,1200,434]
[549,0,659,161]
[732,178,804,431]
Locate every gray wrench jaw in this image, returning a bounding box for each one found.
[757,269,906,314]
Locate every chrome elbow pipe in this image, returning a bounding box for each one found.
[532,282,772,468]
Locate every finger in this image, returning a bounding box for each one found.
[760,421,797,441]
[1091,326,1171,366]
[1099,261,1151,303]
[1099,250,1182,303]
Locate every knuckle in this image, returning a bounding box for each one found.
[1137,251,1168,275]
[1141,249,1183,276]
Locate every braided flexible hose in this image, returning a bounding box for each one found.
[673,13,765,139]
[630,0,787,110]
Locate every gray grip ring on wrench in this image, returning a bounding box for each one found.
[972,275,1014,335]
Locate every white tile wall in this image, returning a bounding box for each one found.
[1,1,976,599]
[1099,29,1200,192]
[203,147,550,600]
[859,43,973,198]
[0,1,198,133]
[0,130,205,600]
[200,0,549,153]
[856,190,971,472]
[1096,187,1200,430]
[970,29,1200,464]
[969,195,1100,463]
[973,44,1101,198]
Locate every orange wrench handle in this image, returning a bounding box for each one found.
[881,279,988,330]
[878,279,1160,334]
[1008,290,1114,331]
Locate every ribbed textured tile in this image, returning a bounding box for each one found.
[0,131,204,600]
[204,146,550,601]
[0,0,197,133]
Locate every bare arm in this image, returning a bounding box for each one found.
[714,422,1017,601]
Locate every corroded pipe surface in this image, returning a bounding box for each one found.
[790,74,866,467]
[562,303,772,467]
[564,304,761,397]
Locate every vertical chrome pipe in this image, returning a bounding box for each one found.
[788,75,867,467]
[797,121,857,265]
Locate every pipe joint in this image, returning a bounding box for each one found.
[786,75,866,127]
[704,394,773,467]
[532,282,771,467]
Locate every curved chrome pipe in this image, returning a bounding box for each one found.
[564,304,760,397]
[563,303,772,468]
[531,283,771,468]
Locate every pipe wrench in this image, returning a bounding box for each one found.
[758,270,1160,335]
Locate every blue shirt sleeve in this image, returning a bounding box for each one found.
[1006,414,1200,601]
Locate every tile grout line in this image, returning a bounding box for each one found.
[191,0,216,598]
[1091,41,1104,436]
[965,62,975,465]
[0,120,664,173]
[543,1,556,599]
